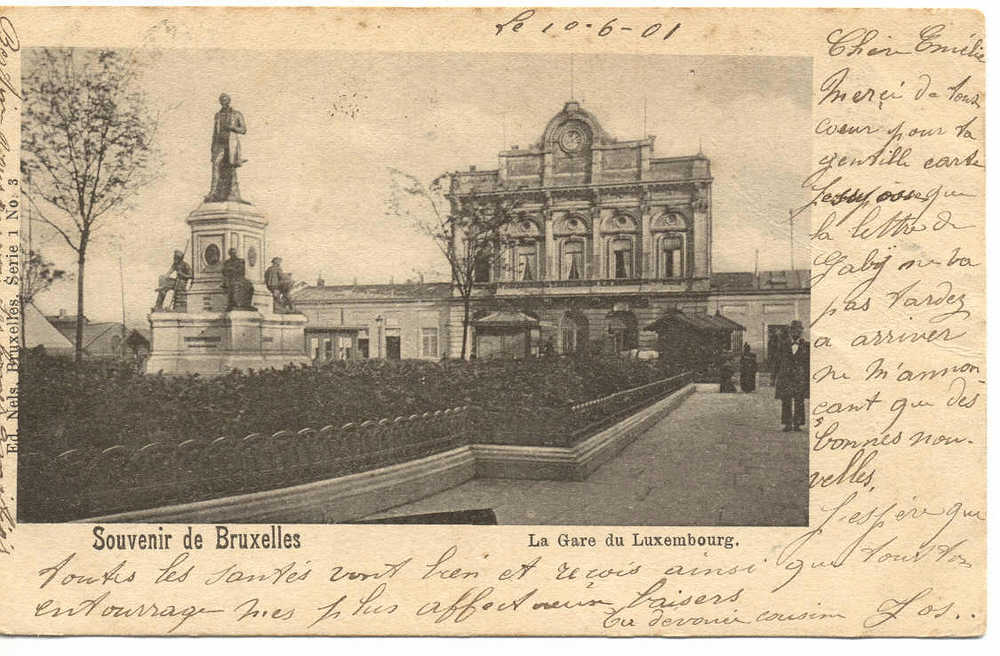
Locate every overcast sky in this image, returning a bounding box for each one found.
[26,50,812,325]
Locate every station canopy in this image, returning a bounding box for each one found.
[645,308,744,334]
[471,310,540,329]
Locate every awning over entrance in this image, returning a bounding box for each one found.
[472,311,540,360]
[471,310,540,329]
[709,311,746,332]
[645,309,744,334]
[645,309,745,372]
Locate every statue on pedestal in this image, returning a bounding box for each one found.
[206,93,248,203]
[153,250,193,312]
[265,257,296,313]
[222,248,256,310]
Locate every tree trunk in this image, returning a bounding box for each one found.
[460,297,471,360]
[74,249,86,364]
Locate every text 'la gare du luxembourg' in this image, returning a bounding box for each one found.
[529,533,737,549]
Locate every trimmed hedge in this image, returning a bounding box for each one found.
[20,350,674,458]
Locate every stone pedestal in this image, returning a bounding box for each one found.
[186,201,273,313]
[146,310,310,375]
[146,200,310,375]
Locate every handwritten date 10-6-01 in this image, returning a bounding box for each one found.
[496,10,680,42]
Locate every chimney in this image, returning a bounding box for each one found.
[469,165,476,172]
[59,308,66,318]
[316,275,325,287]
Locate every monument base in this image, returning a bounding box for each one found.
[146,310,310,376]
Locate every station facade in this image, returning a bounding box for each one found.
[294,101,809,364]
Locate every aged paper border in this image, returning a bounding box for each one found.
[0,0,988,644]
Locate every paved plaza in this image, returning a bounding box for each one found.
[367,387,810,526]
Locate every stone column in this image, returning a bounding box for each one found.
[590,197,602,279]
[691,182,711,279]
[543,207,555,280]
[639,189,652,280]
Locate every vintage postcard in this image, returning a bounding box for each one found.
[0,6,986,637]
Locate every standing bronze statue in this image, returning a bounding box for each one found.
[265,257,295,313]
[206,93,248,203]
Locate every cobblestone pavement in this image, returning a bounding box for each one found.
[367,387,809,526]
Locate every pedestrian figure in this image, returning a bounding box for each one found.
[739,343,757,392]
[774,320,809,432]
[719,357,737,393]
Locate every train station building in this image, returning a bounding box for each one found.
[293,101,809,364]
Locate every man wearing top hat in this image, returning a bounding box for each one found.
[773,319,809,432]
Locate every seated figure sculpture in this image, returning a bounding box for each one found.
[153,250,193,312]
[221,248,256,310]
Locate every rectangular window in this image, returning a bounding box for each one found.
[474,255,492,283]
[661,235,683,279]
[562,326,576,353]
[422,327,439,357]
[562,241,584,280]
[335,334,353,360]
[612,240,632,279]
[517,246,537,281]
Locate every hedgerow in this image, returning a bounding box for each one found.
[20,350,670,457]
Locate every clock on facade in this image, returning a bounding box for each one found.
[558,123,589,154]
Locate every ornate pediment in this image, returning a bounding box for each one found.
[553,213,591,236]
[506,216,543,238]
[650,211,689,231]
[601,212,639,233]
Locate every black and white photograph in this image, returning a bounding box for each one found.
[0,4,989,642]
[18,49,812,526]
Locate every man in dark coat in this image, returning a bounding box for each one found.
[740,343,757,392]
[773,320,809,432]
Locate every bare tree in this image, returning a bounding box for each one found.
[18,249,70,307]
[21,48,159,362]
[387,169,522,359]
